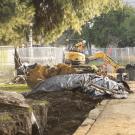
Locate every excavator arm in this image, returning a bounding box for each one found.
[87,52,124,72]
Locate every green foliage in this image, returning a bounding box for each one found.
[0,113,12,122]
[118,7,135,47]
[32,100,49,105]
[33,0,123,43]
[0,0,123,45]
[0,84,30,93]
[0,0,34,45]
[90,9,126,47]
[82,5,135,47]
[0,0,16,23]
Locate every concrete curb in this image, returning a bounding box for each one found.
[73,100,109,135]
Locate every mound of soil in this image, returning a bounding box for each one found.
[26,90,101,135]
[26,64,76,88]
[0,91,32,135]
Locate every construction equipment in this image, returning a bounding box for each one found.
[64,41,126,80]
[64,40,86,65]
[64,51,86,65]
[64,41,98,73]
[87,52,125,73]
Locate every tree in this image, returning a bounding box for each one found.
[0,0,34,45]
[32,0,123,43]
[0,0,123,45]
[80,5,135,47]
[118,7,135,47]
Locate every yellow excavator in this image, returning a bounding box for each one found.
[64,41,127,81]
[64,40,86,65]
[64,40,125,74]
[86,52,125,73]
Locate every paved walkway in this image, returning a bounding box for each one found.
[74,82,135,135]
[87,94,135,135]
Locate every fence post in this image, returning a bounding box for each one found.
[127,47,130,64]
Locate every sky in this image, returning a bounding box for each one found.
[123,0,135,6]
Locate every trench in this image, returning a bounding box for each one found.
[27,90,101,135]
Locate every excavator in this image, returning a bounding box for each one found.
[64,42,129,89]
[86,52,125,73]
[64,40,86,65]
[64,41,125,75]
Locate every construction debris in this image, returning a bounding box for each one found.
[26,63,76,88]
[126,64,135,81]
[27,73,131,99]
[11,75,26,84]
[15,62,132,99]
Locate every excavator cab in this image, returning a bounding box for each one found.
[64,40,86,65]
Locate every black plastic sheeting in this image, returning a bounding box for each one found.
[29,73,129,99]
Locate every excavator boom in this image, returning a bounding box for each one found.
[87,52,124,73]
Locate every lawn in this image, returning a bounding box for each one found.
[0,84,30,93]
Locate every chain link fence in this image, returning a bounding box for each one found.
[0,46,135,82]
[17,47,64,65]
[0,46,15,82]
[92,47,135,65]
[0,46,65,82]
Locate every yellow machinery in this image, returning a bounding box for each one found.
[64,41,125,75]
[64,51,85,65]
[87,52,125,73]
[64,41,86,65]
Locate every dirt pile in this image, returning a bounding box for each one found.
[0,91,32,135]
[0,91,49,135]
[31,101,48,135]
[26,63,76,88]
[26,90,101,135]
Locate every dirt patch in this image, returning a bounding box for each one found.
[26,90,101,135]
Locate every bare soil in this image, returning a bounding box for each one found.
[26,90,101,135]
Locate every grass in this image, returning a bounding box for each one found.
[0,84,30,93]
[32,100,49,105]
[0,113,12,122]
[87,59,104,66]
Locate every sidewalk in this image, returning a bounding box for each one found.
[87,94,135,135]
[74,82,135,135]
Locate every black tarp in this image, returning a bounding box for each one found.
[29,73,129,99]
